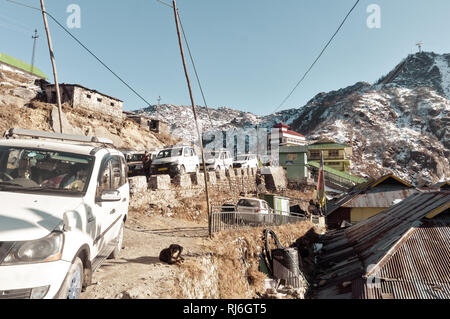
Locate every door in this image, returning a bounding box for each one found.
[94,155,127,250]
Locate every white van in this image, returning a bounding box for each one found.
[201,149,233,171]
[0,129,129,299]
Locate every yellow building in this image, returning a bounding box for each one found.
[307,138,352,172]
[325,175,418,228]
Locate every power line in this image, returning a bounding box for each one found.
[6,0,152,107]
[176,10,214,131]
[155,0,214,131]
[273,0,360,114]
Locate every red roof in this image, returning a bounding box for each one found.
[285,130,306,138]
[273,123,290,129]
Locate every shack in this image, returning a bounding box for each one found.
[325,174,418,228]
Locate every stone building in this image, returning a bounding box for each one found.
[126,113,170,135]
[45,84,123,119]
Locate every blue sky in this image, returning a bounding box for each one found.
[1,0,450,115]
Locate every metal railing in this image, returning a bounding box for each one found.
[210,206,307,234]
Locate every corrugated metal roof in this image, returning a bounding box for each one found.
[314,191,450,299]
[325,174,416,216]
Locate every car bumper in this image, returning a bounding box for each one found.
[0,260,71,299]
[150,164,179,175]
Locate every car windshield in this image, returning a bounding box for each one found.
[237,199,260,208]
[157,148,183,159]
[236,155,249,161]
[0,146,94,195]
[205,151,220,160]
[127,153,144,162]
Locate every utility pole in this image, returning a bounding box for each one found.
[40,0,63,134]
[172,0,212,237]
[31,29,39,75]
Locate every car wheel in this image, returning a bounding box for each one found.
[109,222,124,260]
[57,257,84,299]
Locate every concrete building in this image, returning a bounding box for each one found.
[126,113,170,135]
[308,138,353,172]
[270,123,307,146]
[279,145,309,182]
[45,84,123,119]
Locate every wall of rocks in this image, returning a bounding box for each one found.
[129,167,276,195]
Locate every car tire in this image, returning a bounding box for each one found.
[109,222,124,260]
[56,257,84,299]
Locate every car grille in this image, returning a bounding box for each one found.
[0,288,32,299]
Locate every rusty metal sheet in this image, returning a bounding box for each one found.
[315,191,450,299]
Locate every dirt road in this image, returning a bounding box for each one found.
[81,213,212,299]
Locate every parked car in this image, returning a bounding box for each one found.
[233,154,258,169]
[150,145,199,177]
[123,151,146,176]
[0,128,129,299]
[236,197,272,224]
[201,149,233,171]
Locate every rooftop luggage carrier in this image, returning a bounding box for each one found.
[3,128,115,147]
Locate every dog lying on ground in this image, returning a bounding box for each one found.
[159,244,185,265]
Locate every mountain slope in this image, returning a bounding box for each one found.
[135,51,449,184]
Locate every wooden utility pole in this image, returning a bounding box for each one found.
[40,0,63,134]
[172,0,212,236]
[31,29,39,75]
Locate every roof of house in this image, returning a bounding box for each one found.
[273,123,290,129]
[325,174,415,216]
[272,123,306,138]
[0,52,48,79]
[314,191,450,299]
[46,83,123,102]
[307,161,367,185]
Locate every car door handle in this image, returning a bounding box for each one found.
[110,209,116,215]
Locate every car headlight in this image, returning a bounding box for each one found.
[1,232,64,266]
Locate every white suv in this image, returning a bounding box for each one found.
[151,145,199,176]
[233,154,258,169]
[202,149,233,171]
[0,128,129,299]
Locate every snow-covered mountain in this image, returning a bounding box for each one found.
[135,51,449,184]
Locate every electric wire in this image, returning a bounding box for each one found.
[273,0,360,114]
[5,0,152,107]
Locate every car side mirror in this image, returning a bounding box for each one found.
[99,190,121,202]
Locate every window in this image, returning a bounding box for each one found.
[97,156,126,196]
[310,151,320,159]
[328,150,339,157]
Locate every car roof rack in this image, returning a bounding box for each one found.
[4,128,115,147]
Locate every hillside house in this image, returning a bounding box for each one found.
[308,139,352,172]
[0,51,47,79]
[315,191,450,299]
[325,174,418,228]
[45,84,123,119]
[270,123,307,147]
[126,113,170,135]
[279,145,309,182]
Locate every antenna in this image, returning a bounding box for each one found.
[416,41,423,53]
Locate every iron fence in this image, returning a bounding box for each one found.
[210,206,308,234]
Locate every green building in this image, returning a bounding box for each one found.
[279,145,309,181]
[0,52,47,79]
